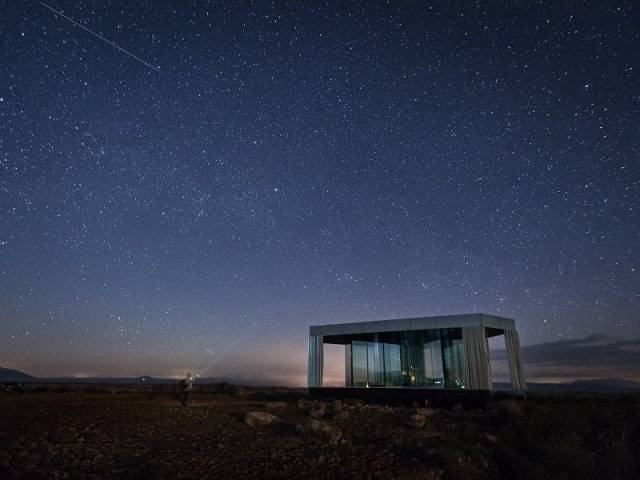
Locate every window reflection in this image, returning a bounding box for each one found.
[348,328,465,389]
[351,341,368,387]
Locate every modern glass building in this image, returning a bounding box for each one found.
[308,313,526,392]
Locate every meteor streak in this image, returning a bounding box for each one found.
[39,2,161,73]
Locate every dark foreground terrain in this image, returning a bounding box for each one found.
[1,386,638,479]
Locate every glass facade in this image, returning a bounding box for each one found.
[347,329,466,389]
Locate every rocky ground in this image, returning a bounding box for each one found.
[0,387,638,479]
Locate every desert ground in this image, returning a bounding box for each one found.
[1,385,638,479]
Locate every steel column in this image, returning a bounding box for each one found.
[462,326,492,390]
[307,335,324,388]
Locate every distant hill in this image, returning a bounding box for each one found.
[0,366,35,382]
[6,367,639,393]
[40,376,173,385]
[32,375,279,386]
[495,378,640,394]
[564,378,640,393]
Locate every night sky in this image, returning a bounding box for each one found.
[1,1,638,384]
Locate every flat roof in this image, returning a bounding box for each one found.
[310,313,516,337]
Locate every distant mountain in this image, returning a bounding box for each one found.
[39,376,174,385]
[33,375,280,386]
[565,378,640,393]
[0,366,35,382]
[495,378,640,393]
[8,368,639,392]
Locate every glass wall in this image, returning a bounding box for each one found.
[367,335,385,386]
[441,329,465,388]
[383,342,401,386]
[348,328,466,389]
[351,341,368,387]
[423,332,444,387]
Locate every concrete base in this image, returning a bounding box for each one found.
[309,387,524,409]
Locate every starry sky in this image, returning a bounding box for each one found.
[1,1,639,385]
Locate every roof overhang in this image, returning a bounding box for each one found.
[310,313,516,338]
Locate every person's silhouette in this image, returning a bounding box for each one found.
[178,372,193,406]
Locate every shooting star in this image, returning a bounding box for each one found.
[39,2,161,73]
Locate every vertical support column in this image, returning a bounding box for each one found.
[462,327,492,390]
[505,330,526,391]
[307,335,324,388]
[345,344,352,387]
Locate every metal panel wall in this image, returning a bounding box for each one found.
[505,330,526,391]
[461,327,492,390]
[345,344,352,386]
[310,313,516,338]
[307,335,324,388]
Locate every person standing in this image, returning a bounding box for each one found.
[178,372,193,406]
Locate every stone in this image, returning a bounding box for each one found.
[334,411,351,422]
[244,411,279,426]
[499,400,524,418]
[265,401,288,410]
[416,407,435,417]
[311,400,326,410]
[308,420,342,446]
[482,432,498,445]
[425,470,444,480]
[405,414,426,428]
[309,402,326,418]
[376,405,395,414]
[332,400,343,412]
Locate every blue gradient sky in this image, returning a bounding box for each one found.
[1,1,638,384]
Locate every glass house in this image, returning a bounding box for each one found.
[308,313,526,392]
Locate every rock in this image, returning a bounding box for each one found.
[265,401,288,410]
[334,411,351,421]
[311,400,326,410]
[297,399,312,410]
[332,400,343,412]
[425,469,444,480]
[499,400,524,418]
[376,405,395,414]
[244,411,279,426]
[416,407,435,417]
[482,432,498,445]
[405,414,426,428]
[308,420,342,446]
[309,402,326,418]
